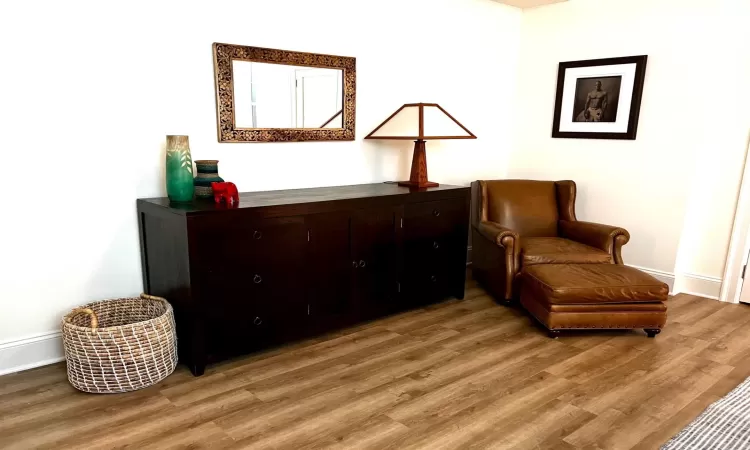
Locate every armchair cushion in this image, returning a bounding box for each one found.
[521,237,612,266]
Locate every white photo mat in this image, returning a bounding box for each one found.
[558,63,637,133]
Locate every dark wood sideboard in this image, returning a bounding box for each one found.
[137,183,469,375]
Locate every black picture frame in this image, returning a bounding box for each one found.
[552,55,648,140]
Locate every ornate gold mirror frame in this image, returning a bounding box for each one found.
[213,43,356,143]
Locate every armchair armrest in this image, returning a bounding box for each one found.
[476,221,519,248]
[559,220,630,264]
[474,221,521,301]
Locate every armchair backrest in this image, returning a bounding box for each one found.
[474,179,578,237]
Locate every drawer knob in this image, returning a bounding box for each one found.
[253,230,263,240]
[253,274,262,284]
[433,209,441,217]
[359,260,366,268]
[352,260,358,268]
[433,241,440,249]
[253,316,262,325]
[431,275,438,283]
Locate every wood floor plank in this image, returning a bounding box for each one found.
[52,389,255,449]
[384,338,577,426]
[384,298,493,334]
[306,414,410,450]
[698,317,750,365]
[0,382,162,432]
[388,332,552,401]
[610,355,731,417]
[546,338,647,384]
[558,334,712,414]
[0,391,172,449]
[2,280,750,450]
[214,384,361,440]
[464,399,595,449]
[215,325,398,377]
[630,388,722,450]
[159,371,259,406]
[0,364,68,396]
[679,304,750,341]
[559,330,641,351]
[135,421,235,449]
[389,372,578,450]
[0,380,75,416]
[563,408,627,448]
[220,328,403,386]
[437,300,518,330]
[246,324,459,401]
[632,356,750,450]
[581,357,733,450]
[226,378,413,449]
[669,295,731,325]
[247,342,462,407]
[439,317,532,351]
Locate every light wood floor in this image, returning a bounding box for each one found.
[3,276,750,449]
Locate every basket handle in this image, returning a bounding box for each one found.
[140,293,166,302]
[69,308,99,329]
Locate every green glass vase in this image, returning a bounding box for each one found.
[165,135,194,203]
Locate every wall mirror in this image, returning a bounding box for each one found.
[213,43,356,143]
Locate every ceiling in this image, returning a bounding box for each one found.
[492,0,567,9]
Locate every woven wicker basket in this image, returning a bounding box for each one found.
[62,294,178,393]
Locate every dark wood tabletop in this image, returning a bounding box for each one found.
[138,183,469,215]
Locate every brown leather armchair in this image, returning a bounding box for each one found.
[471,180,630,302]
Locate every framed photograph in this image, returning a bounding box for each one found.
[552,55,648,140]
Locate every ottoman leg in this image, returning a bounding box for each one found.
[548,330,561,339]
[645,328,661,338]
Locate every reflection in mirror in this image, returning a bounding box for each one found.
[232,61,343,129]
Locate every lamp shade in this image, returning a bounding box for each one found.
[365,103,476,140]
[364,103,476,189]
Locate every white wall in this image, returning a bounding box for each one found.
[512,0,750,296]
[0,0,521,366]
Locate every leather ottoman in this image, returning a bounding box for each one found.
[520,264,669,338]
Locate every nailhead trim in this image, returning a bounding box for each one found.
[552,324,662,329]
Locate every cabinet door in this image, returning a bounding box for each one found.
[350,206,403,318]
[306,212,353,329]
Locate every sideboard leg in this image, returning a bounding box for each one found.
[190,363,206,376]
[187,317,208,376]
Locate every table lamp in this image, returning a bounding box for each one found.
[365,103,476,188]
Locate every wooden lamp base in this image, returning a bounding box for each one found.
[398,140,439,189]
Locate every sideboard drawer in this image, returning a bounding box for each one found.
[199,265,306,354]
[192,215,307,273]
[403,267,454,307]
[404,198,466,240]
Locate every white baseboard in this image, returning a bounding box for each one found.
[0,332,64,376]
[627,264,676,294]
[675,272,722,300]
[628,264,722,300]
